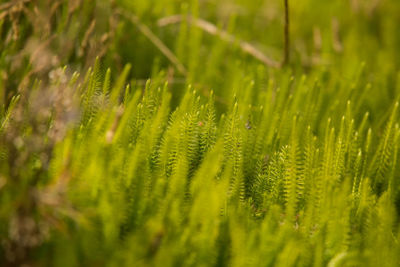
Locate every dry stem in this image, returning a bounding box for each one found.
[118,9,187,75]
[158,15,280,68]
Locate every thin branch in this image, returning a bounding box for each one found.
[157,15,281,68]
[282,0,290,66]
[117,9,187,75]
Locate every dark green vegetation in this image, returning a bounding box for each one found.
[1,0,400,266]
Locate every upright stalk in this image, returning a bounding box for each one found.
[282,0,290,66]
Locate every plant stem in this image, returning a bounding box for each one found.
[282,0,290,66]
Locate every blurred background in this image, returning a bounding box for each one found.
[1,0,400,111]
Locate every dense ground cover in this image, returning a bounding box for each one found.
[1,0,400,266]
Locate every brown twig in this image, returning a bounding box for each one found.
[157,15,281,68]
[282,0,290,66]
[117,9,187,75]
